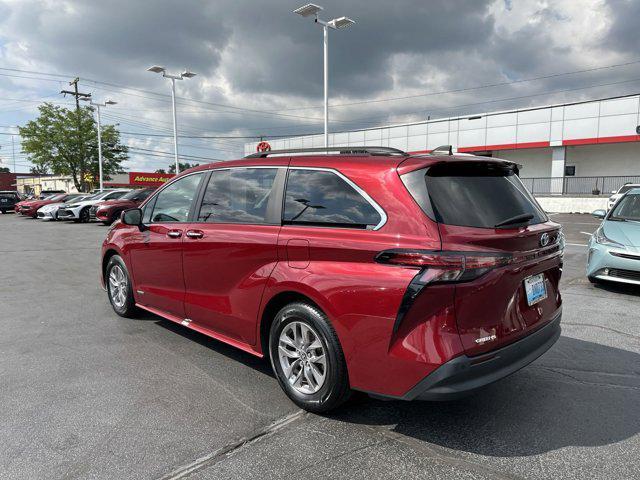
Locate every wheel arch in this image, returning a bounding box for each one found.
[258,290,325,357]
[102,248,122,285]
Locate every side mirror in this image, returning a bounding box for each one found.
[592,209,606,219]
[121,208,143,227]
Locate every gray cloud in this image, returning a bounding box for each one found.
[0,0,638,166]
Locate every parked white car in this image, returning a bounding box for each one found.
[36,194,89,220]
[57,189,131,223]
[608,183,640,210]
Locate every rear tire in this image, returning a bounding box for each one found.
[0,209,6,214]
[105,255,138,318]
[269,302,351,413]
[588,275,602,284]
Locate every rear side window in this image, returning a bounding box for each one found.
[406,163,546,229]
[284,169,381,229]
[197,168,279,224]
[150,173,204,223]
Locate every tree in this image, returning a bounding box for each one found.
[168,162,199,174]
[0,167,9,173]
[155,168,167,174]
[30,165,49,175]
[19,103,128,192]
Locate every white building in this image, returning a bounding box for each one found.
[245,94,640,198]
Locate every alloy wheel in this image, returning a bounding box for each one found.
[108,264,128,308]
[278,321,327,395]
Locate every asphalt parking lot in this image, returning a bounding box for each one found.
[0,212,638,479]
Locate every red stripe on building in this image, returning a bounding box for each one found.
[407,135,640,155]
[457,141,550,152]
[562,134,640,146]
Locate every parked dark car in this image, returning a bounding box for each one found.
[101,146,563,413]
[0,191,20,214]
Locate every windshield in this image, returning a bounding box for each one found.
[618,185,638,194]
[120,189,151,200]
[610,193,640,221]
[423,163,547,229]
[70,193,97,203]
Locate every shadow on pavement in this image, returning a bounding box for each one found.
[155,318,275,378]
[331,336,640,457]
[592,281,640,297]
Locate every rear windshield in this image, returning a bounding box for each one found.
[408,163,547,229]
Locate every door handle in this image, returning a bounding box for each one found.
[186,230,204,239]
[167,230,182,238]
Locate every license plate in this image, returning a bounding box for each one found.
[524,273,547,306]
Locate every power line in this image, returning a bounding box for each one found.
[271,58,640,111]
[0,67,364,125]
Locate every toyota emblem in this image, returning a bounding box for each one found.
[540,233,550,247]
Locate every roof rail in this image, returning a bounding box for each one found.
[245,146,408,158]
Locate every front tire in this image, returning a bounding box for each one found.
[269,302,351,413]
[79,207,90,223]
[105,255,138,318]
[0,209,6,214]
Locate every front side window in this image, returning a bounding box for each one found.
[283,169,381,229]
[151,173,203,223]
[197,168,278,224]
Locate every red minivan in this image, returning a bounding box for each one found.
[101,147,563,412]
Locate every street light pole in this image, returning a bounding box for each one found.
[170,77,179,175]
[147,66,197,174]
[82,98,117,192]
[293,4,355,150]
[323,24,328,148]
[11,135,15,173]
[96,104,103,191]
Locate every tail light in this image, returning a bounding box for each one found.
[375,249,512,284]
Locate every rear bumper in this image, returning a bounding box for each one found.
[400,310,561,401]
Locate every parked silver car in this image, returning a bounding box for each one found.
[587,188,640,285]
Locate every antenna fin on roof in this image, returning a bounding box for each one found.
[430,145,453,156]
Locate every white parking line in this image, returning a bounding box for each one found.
[580,231,593,236]
[566,242,587,247]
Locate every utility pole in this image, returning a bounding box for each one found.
[61,78,91,191]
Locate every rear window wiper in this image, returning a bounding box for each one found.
[494,213,534,228]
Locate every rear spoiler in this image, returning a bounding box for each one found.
[398,155,521,176]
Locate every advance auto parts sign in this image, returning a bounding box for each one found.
[128,172,175,187]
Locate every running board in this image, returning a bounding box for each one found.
[135,303,264,358]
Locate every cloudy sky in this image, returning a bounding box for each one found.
[0,0,639,172]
